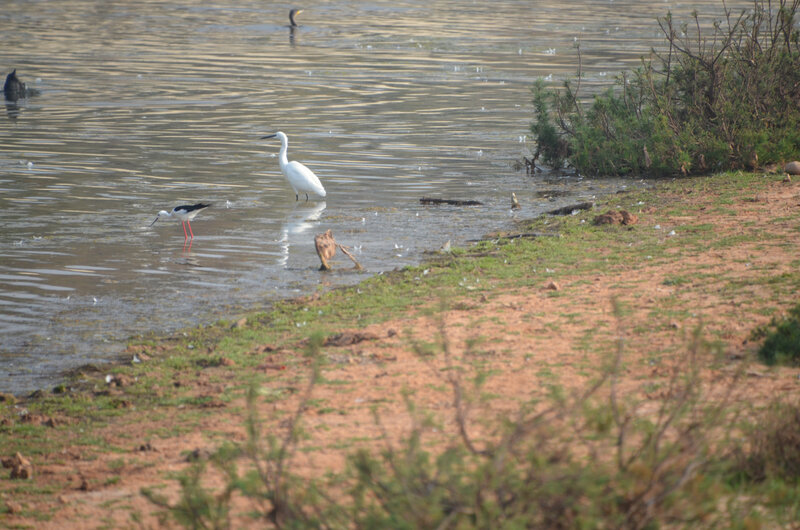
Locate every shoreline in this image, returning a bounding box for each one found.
[11,174,621,398]
[2,169,799,527]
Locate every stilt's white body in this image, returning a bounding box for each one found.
[150,203,211,240]
[266,131,327,201]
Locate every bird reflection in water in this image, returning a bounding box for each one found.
[279,201,326,268]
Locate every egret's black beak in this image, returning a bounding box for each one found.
[149,215,160,226]
[261,134,277,139]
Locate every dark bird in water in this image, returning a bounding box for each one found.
[289,8,304,27]
[4,70,27,102]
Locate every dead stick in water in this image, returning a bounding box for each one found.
[337,244,363,270]
[420,197,483,206]
[467,232,557,243]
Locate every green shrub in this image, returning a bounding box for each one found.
[149,322,745,529]
[757,303,800,366]
[530,0,800,177]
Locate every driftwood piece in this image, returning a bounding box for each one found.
[315,230,336,271]
[420,197,483,206]
[314,230,363,271]
[337,244,363,271]
[467,232,558,243]
[545,201,594,216]
[511,192,521,210]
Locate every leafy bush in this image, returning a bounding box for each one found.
[531,0,800,177]
[148,320,747,529]
[756,303,800,366]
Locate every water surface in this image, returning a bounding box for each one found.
[0,0,752,393]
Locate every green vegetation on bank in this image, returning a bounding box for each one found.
[1,171,798,526]
[753,302,800,366]
[531,0,800,176]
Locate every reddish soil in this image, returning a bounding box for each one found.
[2,177,800,528]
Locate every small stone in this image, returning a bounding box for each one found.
[185,448,211,462]
[5,452,33,480]
[324,331,379,347]
[108,374,132,387]
[593,211,620,225]
[782,174,792,183]
[544,280,560,291]
[232,318,247,330]
[0,393,16,405]
[5,500,22,514]
[593,210,638,226]
[619,210,638,225]
[784,161,800,175]
[670,321,680,329]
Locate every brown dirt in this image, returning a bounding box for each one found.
[2,178,800,528]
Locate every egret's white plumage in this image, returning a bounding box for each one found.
[262,131,326,201]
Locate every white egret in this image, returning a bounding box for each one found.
[261,131,327,201]
[150,203,211,240]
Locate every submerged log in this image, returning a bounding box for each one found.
[420,197,483,206]
[314,230,363,271]
[467,232,558,243]
[545,201,594,216]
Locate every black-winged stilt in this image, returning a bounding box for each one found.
[150,203,211,240]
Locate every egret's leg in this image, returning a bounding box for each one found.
[181,221,188,240]
[187,221,195,239]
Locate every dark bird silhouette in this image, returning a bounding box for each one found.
[289,8,304,27]
[4,70,27,102]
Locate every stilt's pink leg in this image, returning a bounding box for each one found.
[182,221,188,240]
[187,221,194,239]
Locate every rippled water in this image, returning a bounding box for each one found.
[0,0,751,393]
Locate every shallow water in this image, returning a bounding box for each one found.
[0,0,752,394]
